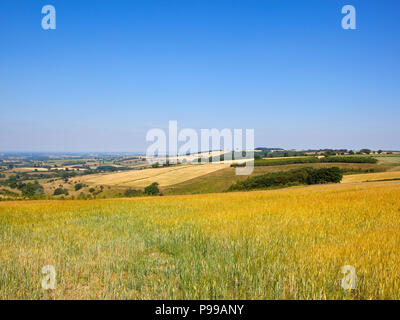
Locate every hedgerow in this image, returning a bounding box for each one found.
[228,167,343,191]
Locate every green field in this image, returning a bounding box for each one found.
[375,155,400,166]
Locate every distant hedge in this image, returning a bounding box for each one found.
[124,188,142,197]
[228,167,343,191]
[231,156,377,167]
[320,156,377,164]
[97,166,130,172]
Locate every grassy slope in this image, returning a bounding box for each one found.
[1,180,400,299]
[375,155,400,167]
[164,162,387,195]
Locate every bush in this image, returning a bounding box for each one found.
[124,188,142,197]
[306,167,342,184]
[74,183,84,191]
[144,182,160,195]
[20,181,44,197]
[324,150,335,156]
[54,188,69,196]
[360,149,371,155]
[60,171,77,179]
[228,167,343,191]
[152,162,159,168]
[97,166,129,172]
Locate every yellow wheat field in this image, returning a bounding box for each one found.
[72,164,229,188]
[0,180,400,299]
[342,171,400,183]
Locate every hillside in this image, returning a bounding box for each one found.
[164,162,387,195]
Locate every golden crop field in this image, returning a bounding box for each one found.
[1,180,400,299]
[72,164,229,188]
[342,171,400,183]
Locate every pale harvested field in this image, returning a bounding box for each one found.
[10,167,49,172]
[73,164,230,188]
[342,171,400,183]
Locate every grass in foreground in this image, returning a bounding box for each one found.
[1,181,400,299]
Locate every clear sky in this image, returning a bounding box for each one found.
[0,0,399,152]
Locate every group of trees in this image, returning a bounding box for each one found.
[232,157,320,167]
[53,187,69,196]
[54,183,103,197]
[19,181,44,197]
[232,155,378,168]
[124,188,143,197]
[10,180,44,197]
[151,160,180,168]
[124,182,161,198]
[144,182,160,195]
[0,175,44,197]
[96,166,130,172]
[321,156,377,164]
[322,148,385,156]
[254,147,387,158]
[228,167,343,191]
[359,149,371,155]
[74,183,84,191]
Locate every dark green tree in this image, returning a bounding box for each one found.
[360,149,371,154]
[144,182,160,195]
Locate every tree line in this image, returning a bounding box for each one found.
[228,167,343,191]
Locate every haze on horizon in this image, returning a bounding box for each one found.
[1,0,399,153]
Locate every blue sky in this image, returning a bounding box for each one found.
[0,0,399,152]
